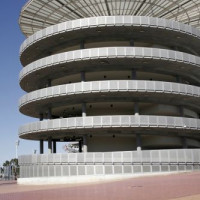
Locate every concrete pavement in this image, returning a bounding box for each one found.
[0,172,200,200]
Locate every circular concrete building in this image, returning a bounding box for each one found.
[18,0,200,183]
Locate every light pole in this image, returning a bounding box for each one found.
[16,140,20,159]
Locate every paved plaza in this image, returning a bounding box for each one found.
[0,172,200,200]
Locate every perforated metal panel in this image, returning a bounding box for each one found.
[132,151,142,163]
[161,165,169,172]
[94,153,103,163]
[77,153,85,163]
[62,166,69,176]
[95,166,104,175]
[104,152,112,163]
[68,153,77,163]
[49,165,55,176]
[123,165,132,173]
[113,152,122,163]
[19,149,200,178]
[105,166,113,174]
[141,151,151,163]
[160,150,169,163]
[70,166,77,176]
[55,166,62,176]
[143,165,151,173]
[78,166,85,175]
[85,153,94,163]
[133,165,142,173]
[86,166,94,175]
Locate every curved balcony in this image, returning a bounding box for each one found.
[19,115,200,140]
[20,16,200,66]
[19,47,200,92]
[19,80,200,118]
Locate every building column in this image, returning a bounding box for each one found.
[79,140,82,153]
[136,134,142,151]
[47,79,52,87]
[132,69,136,80]
[181,137,188,149]
[40,140,44,154]
[80,40,85,49]
[82,136,87,152]
[176,75,182,83]
[134,102,139,116]
[81,71,85,82]
[82,103,86,117]
[179,106,184,117]
[53,140,56,153]
[47,108,52,119]
[130,39,134,47]
[48,138,52,154]
[39,113,43,121]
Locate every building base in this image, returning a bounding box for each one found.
[18,149,200,184]
[18,172,186,185]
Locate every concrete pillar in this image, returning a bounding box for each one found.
[47,79,51,87]
[132,70,136,80]
[48,138,52,154]
[134,102,139,115]
[181,137,188,149]
[80,40,85,49]
[79,140,82,153]
[130,39,134,47]
[176,75,182,83]
[47,108,52,119]
[40,140,44,154]
[179,106,184,117]
[81,71,85,82]
[82,136,87,152]
[82,103,86,117]
[136,134,142,151]
[53,140,56,153]
[39,113,43,121]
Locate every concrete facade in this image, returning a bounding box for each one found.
[18,0,200,182]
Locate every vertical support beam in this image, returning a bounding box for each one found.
[48,138,52,154]
[47,79,51,87]
[39,113,43,121]
[132,69,136,80]
[80,40,85,49]
[40,140,44,154]
[53,140,56,153]
[79,140,82,153]
[134,102,139,116]
[179,106,184,117]
[82,103,86,117]
[82,136,87,152]
[130,39,134,47]
[81,71,85,82]
[136,134,142,151]
[47,108,52,119]
[181,137,188,149]
[176,75,182,83]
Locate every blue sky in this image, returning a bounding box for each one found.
[0,0,65,166]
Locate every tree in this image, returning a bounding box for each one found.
[10,158,18,167]
[3,160,10,167]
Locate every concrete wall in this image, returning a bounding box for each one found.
[87,136,136,152]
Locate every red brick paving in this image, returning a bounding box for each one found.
[0,172,200,200]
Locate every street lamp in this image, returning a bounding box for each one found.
[16,140,20,159]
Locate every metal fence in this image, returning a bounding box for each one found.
[19,149,200,178]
